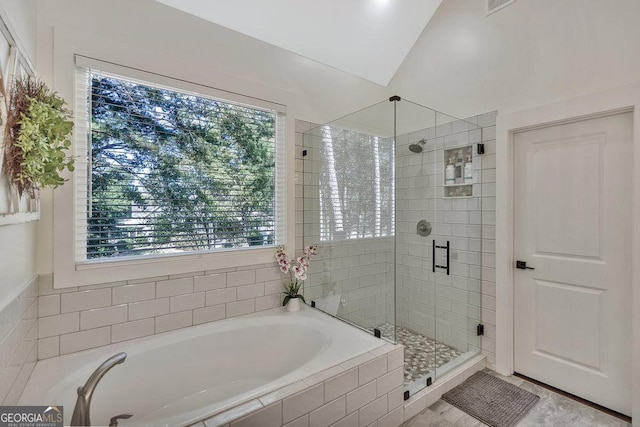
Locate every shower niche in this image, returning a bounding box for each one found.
[443,145,475,198]
[301,96,485,399]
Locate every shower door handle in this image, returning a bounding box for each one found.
[433,240,450,275]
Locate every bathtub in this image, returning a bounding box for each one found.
[19,305,384,426]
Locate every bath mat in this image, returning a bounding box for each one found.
[441,371,539,427]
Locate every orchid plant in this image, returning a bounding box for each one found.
[276,245,318,306]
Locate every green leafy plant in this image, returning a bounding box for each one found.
[3,77,74,198]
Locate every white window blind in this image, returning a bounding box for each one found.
[318,126,394,240]
[75,63,285,262]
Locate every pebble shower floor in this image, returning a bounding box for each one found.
[375,323,463,384]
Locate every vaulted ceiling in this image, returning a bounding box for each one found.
[155,0,443,87]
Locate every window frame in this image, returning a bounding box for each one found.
[52,56,291,288]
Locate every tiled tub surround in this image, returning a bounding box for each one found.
[37,262,287,359]
[0,277,38,404]
[22,305,406,427]
[303,238,395,334]
[395,112,497,369]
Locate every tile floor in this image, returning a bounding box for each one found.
[402,369,631,427]
[375,323,463,384]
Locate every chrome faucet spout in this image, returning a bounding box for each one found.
[71,352,127,427]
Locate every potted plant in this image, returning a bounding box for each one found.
[2,77,74,202]
[275,244,318,312]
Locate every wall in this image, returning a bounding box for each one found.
[0,222,36,306]
[389,0,640,118]
[0,0,39,405]
[0,0,36,66]
[0,0,37,305]
[394,112,496,367]
[0,279,37,404]
[37,265,285,359]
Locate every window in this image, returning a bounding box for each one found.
[75,69,284,262]
[318,126,394,240]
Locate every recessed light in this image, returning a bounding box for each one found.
[374,0,392,8]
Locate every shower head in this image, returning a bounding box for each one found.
[409,139,426,153]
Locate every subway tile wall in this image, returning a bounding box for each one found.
[37,263,285,359]
[0,278,38,404]
[395,112,497,368]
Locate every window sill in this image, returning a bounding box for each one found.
[56,246,277,288]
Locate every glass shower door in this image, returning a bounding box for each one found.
[301,97,484,400]
[393,99,439,395]
[430,111,483,379]
[396,103,483,397]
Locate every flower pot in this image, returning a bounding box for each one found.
[286,297,301,312]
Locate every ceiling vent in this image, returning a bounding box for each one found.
[486,0,515,16]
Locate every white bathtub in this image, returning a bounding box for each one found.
[20,306,384,427]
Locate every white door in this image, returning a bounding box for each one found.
[513,112,632,416]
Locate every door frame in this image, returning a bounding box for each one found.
[495,83,640,421]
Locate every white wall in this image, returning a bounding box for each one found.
[389,0,640,118]
[0,222,36,306]
[0,0,37,307]
[0,0,36,66]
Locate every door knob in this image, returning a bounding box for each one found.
[516,260,534,270]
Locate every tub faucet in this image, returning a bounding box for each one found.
[71,352,131,426]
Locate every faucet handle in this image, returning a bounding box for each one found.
[109,414,133,426]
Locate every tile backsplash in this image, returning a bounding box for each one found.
[37,262,284,359]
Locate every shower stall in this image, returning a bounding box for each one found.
[302,96,486,398]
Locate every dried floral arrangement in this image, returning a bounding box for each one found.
[2,77,74,198]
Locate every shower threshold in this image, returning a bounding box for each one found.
[373,323,468,384]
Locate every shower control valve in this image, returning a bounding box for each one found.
[416,220,432,237]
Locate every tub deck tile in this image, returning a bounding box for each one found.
[230,402,281,427]
[340,353,375,371]
[303,365,345,387]
[259,381,309,407]
[369,344,402,358]
[203,400,263,427]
